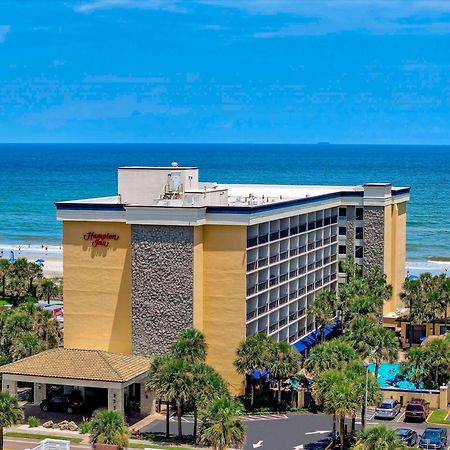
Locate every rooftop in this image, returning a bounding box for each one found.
[0,348,151,383]
[55,164,409,210]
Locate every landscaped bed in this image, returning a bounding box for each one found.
[427,409,450,426]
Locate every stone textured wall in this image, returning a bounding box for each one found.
[131,225,194,357]
[363,206,385,274]
[346,206,355,256]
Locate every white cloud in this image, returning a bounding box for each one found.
[71,0,450,35]
[0,25,11,43]
[73,0,185,13]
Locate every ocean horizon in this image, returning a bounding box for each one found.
[0,143,449,268]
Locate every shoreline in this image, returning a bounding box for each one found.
[0,242,449,279]
[0,243,63,278]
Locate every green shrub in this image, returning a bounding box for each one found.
[28,416,40,427]
[79,420,91,434]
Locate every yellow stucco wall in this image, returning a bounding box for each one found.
[63,221,132,353]
[202,225,247,395]
[383,202,407,316]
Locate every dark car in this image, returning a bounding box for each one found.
[396,428,418,447]
[404,399,430,422]
[419,427,447,449]
[40,395,83,414]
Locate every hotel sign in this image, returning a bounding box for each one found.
[83,232,119,247]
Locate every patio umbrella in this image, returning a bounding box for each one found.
[35,259,45,263]
[407,274,418,279]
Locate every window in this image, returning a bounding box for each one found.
[339,207,347,218]
[339,226,346,236]
[355,227,363,239]
[356,207,364,220]
[355,246,363,258]
[339,245,347,255]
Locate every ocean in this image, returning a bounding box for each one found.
[0,144,449,266]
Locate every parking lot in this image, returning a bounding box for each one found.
[143,410,449,450]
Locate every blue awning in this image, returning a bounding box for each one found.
[292,322,338,354]
[293,341,307,352]
[253,368,270,380]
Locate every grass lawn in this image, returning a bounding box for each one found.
[5,432,84,443]
[427,410,450,426]
[0,299,12,306]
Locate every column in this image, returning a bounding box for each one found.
[108,387,125,416]
[139,382,155,415]
[34,383,47,404]
[2,377,17,396]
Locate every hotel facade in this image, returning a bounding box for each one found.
[1,164,409,411]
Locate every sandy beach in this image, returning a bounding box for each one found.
[0,243,63,278]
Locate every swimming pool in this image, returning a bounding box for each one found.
[367,363,423,390]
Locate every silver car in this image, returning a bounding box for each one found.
[375,398,401,419]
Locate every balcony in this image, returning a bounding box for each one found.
[246,310,257,321]
[289,269,298,279]
[259,234,269,245]
[289,291,297,300]
[279,318,288,327]
[280,273,289,283]
[289,248,298,257]
[290,226,298,236]
[269,277,278,287]
[247,261,258,272]
[280,251,289,261]
[269,323,278,333]
[280,229,289,238]
[308,243,315,251]
[270,231,280,241]
[258,305,268,315]
[258,281,268,291]
[299,245,307,253]
[279,295,288,306]
[247,286,257,296]
[269,300,279,310]
[247,237,258,248]
[258,257,268,268]
[289,312,298,322]
[299,224,307,233]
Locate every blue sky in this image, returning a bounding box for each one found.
[1,0,450,144]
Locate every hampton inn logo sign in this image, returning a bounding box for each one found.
[83,232,119,247]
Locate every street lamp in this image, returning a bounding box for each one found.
[364,362,369,429]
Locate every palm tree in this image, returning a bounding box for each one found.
[369,327,398,379]
[268,341,301,405]
[309,289,337,343]
[0,259,10,299]
[353,424,407,450]
[191,362,230,443]
[199,396,246,450]
[38,278,59,304]
[400,278,422,347]
[305,338,357,374]
[10,331,45,361]
[147,355,193,439]
[170,328,207,363]
[324,380,360,450]
[344,316,377,355]
[423,337,450,388]
[89,409,130,449]
[234,333,272,407]
[313,369,344,447]
[26,262,43,296]
[401,347,427,389]
[0,391,23,450]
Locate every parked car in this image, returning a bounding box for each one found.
[419,427,447,449]
[404,399,430,422]
[374,398,402,419]
[395,428,418,447]
[40,395,83,414]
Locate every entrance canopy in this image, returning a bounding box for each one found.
[0,348,153,416]
[0,348,151,384]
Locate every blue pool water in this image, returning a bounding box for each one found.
[368,363,422,390]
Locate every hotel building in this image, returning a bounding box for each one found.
[1,164,409,411]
